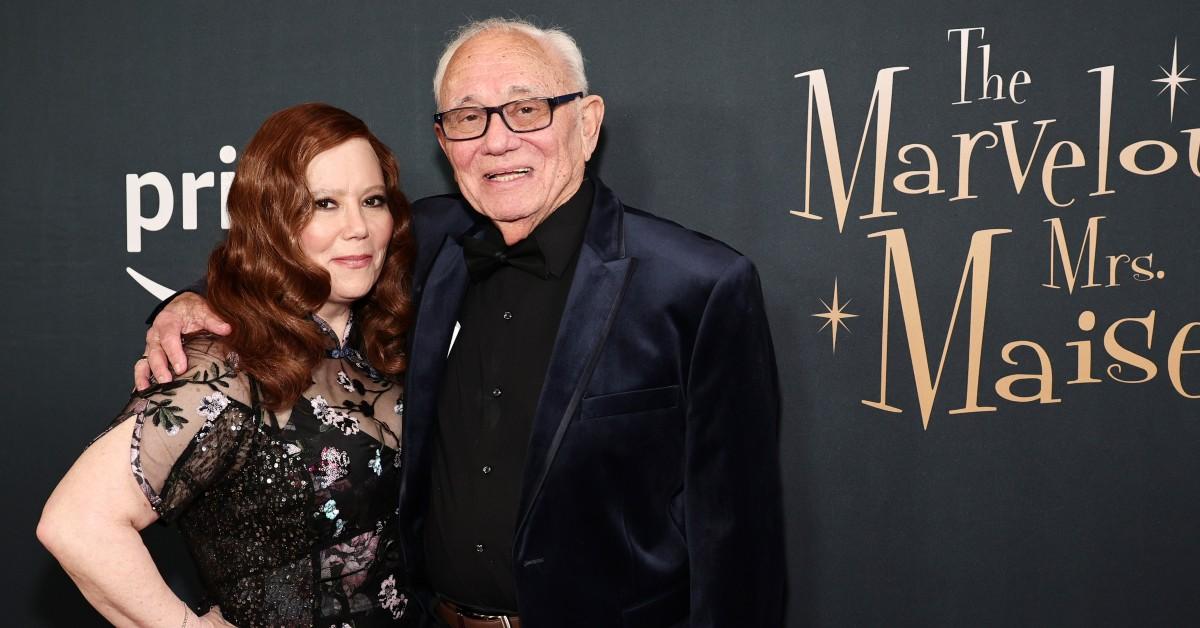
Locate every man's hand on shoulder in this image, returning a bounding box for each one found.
[134,293,231,390]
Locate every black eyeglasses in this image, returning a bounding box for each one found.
[434,92,584,141]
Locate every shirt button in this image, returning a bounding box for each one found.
[482,465,493,475]
[491,387,503,398]
[475,544,485,553]
[502,311,513,320]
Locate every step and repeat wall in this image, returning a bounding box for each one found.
[4,1,1198,626]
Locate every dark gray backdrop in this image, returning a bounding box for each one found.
[5,1,1200,626]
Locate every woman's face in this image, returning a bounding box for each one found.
[299,137,394,308]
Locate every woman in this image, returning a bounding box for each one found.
[39,103,418,627]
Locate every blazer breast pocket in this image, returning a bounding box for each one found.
[580,385,681,420]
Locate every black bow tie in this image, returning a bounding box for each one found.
[461,234,549,281]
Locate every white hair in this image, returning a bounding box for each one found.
[432,17,589,106]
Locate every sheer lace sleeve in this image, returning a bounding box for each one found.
[105,336,257,522]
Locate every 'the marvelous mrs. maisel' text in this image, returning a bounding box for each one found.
[793,27,1200,428]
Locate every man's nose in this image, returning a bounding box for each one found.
[481,110,520,154]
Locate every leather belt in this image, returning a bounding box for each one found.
[436,599,522,628]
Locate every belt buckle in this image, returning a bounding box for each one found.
[450,601,515,628]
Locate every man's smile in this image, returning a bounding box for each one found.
[484,167,533,181]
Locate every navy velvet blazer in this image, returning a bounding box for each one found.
[399,178,784,628]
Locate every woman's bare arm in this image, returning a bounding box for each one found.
[38,418,229,627]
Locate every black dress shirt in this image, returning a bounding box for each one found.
[424,180,594,612]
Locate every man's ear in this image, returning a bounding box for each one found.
[579,94,605,162]
[434,123,450,156]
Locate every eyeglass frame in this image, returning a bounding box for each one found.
[433,92,585,141]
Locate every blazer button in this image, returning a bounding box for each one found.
[491,387,502,398]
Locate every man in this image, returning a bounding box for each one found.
[140,18,784,628]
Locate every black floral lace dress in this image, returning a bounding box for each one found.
[100,315,414,627]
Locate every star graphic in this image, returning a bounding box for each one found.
[812,278,858,353]
[1153,38,1195,123]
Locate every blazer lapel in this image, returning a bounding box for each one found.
[515,179,635,540]
[399,234,469,525]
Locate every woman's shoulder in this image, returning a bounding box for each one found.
[158,334,252,404]
[179,334,240,375]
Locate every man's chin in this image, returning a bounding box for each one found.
[475,204,543,226]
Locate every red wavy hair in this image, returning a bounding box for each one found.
[206,103,414,409]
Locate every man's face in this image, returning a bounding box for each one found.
[436,31,603,241]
